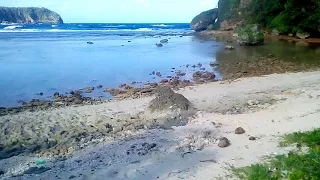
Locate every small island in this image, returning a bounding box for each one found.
[0,7,63,24]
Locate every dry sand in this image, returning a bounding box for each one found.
[1,71,320,180]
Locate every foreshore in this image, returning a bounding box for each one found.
[1,70,320,179]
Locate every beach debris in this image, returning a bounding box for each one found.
[235,127,246,134]
[24,167,51,174]
[249,136,256,141]
[218,137,230,148]
[160,39,169,43]
[155,43,163,47]
[34,159,47,165]
[87,41,94,44]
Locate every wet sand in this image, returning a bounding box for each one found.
[1,70,320,179]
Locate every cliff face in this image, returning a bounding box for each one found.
[191,0,320,37]
[0,7,63,24]
[190,8,218,32]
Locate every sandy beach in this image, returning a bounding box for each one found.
[1,70,320,179]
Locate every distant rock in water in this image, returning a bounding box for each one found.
[190,8,218,32]
[0,7,63,24]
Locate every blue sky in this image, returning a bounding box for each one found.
[1,0,219,23]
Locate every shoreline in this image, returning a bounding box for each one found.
[1,70,320,179]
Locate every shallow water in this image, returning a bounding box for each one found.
[0,32,223,107]
[0,30,320,107]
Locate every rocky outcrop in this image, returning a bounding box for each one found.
[237,24,264,46]
[0,7,63,24]
[190,8,218,32]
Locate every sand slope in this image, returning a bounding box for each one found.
[1,71,320,180]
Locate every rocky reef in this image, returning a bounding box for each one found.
[0,7,63,24]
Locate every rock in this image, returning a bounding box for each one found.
[148,87,191,112]
[84,87,94,93]
[235,127,245,134]
[128,41,131,42]
[209,62,219,67]
[225,45,234,50]
[24,167,51,174]
[176,71,186,76]
[0,144,3,151]
[160,79,169,83]
[96,85,103,89]
[190,8,218,32]
[160,39,168,43]
[127,142,157,156]
[87,41,94,44]
[237,24,264,46]
[156,72,162,77]
[193,71,216,81]
[296,31,310,39]
[155,43,163,47]
[38,92,44,96]
[271,29,280,35]
[69,175,76,179]
[218,137,230,148]
[249,136,256,141]
[119,84,127,88]
[53,92,60,98]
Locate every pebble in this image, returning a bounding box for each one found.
[249,136,256,141]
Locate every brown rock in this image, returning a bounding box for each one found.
[235,127,245,134]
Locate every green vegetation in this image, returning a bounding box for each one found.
[0,7,63,24]
[232,129,320,180]
[247,0,320,36]
[237,24,264,45]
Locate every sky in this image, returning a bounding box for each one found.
[1,0,218,23]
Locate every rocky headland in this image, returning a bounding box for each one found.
[0,7,63,24]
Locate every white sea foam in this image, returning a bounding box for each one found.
[3,25,23,30]
[152,24,171,27]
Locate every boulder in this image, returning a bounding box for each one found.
[235,127,245,134]
[218,137,230,148]
[160,39,169,43]
[237,24,264,46]
[87,41,94,44]
[155,43,163,47]
[225,45,234,50]
[296,31,310,39]
[190,8,218,32]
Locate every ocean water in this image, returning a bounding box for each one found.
[0,23,223,107]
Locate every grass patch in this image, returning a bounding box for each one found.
[232,129,320,180]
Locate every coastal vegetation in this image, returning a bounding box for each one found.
[232,129,320,179]
[191,0,320,38]
[0,7,63,24]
